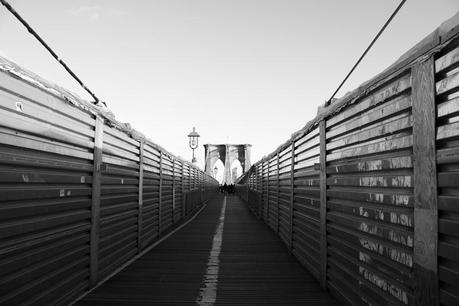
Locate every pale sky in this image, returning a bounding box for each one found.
[1,0,458,169]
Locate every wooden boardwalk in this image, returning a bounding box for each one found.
[77,194,338,305]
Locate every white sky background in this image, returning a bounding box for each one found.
[1,0,458,170]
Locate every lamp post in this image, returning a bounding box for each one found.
[187,127,200,163]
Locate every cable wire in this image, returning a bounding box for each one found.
[0,0,101,104]
[326,0,407,105]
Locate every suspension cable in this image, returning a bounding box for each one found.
[326,0,406,105]
[0,0,101,104]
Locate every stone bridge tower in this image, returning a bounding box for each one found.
[204,144,251,184]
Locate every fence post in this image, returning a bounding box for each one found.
[258,162,263,219]
[412,57,438,305]
[290,140,295,252]
[158,151,163,236]
[172,158,176,223]
[277,152,280,234]
[182,163,186,218]
[200,171,203,204]
[319,120,327,289]
[267,159,270,224]
[137,141,144,252]
[90,116,103,286]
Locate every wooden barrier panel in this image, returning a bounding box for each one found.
[435,36,459,305]
[292,126,321,281]
[0,58,218,305]
[0,69,95,305]
[326,70,414,305]
[237,14,459,306]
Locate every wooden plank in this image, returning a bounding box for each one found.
[326,134,413,161]
[326,155,412,174]
[101,155,139,169]
[295,146,321,163]
[103,142,140,162]
[0,89,95,137]
[104,125,139,147]
[90,116,103,286]
[436,45,459,73]
[437,121,459,140]
[436,69,459,96]
[437,147,459,164]
[0,126,93,160]
[137,142,144,252]
[412,57,439,305]
[319,120,327,289]
[293,126,320,146]
[326,74,411,128]
[0,71,95,125]
[328,174,412,188]
[438,96,459,118]
[326,94,411,139]
[326,114,412,151]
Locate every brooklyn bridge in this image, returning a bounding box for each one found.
[1,1,459,306]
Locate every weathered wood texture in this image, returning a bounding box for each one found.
[137,141,144,252]
[78,195,338,305]
[435,37,459,306]
[0,65,218,305]
[319,120,328,290]
[413,56,439,306]
[242,73,415,304]
[238,26,459,306]
[90,116,104,286]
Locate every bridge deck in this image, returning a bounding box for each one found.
[78,194,337,305]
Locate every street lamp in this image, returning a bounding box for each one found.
[187,127,200,163]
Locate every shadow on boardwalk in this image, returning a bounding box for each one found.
[78,194,338,305]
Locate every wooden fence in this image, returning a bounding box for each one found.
[237,12,459,306]
[0,57,218,305]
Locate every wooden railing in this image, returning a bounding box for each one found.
[0,56,218,305]
[237,12,459,306]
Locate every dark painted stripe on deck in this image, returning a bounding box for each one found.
[77,194,338,305]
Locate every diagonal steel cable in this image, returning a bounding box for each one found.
[1,0,102,104]
[326,0,407,105]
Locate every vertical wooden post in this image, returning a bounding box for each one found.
[290,141,295,252]
[158,151,163,236]
[137,141,144,252]
[90,116,103,286]
[277,152,280,234]
[258,162,263,219]
[266,159,270,224]
[412,57,438,306]
[200,171,203,204]
[182,163,186,218]
[319,120,327,289]
[172,158,176,223]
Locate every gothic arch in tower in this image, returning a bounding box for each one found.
[204,144,251,184]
